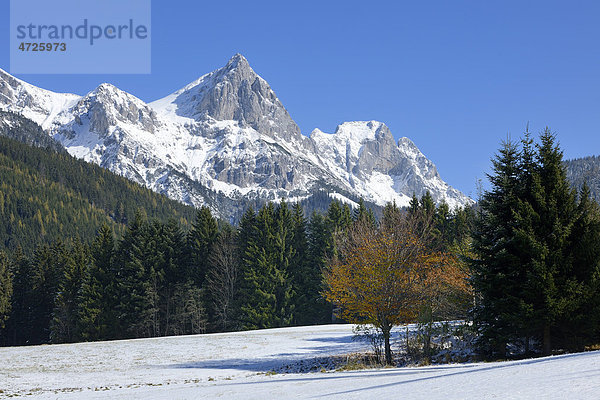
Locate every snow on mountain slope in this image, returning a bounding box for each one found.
[150,54,305,144]
[1,324,598,399]
[0,55,473,218]
[0,68,80,130]
[312,121,469,208]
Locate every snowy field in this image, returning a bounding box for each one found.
[1,324,599,399]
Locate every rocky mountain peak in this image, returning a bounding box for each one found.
[0,57,473,217]
[150,54,302,142]
[223,53,251,72]
[54,82,159,138]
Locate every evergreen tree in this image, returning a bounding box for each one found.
[409,193,419,216]
[471,138,523,357]
[141,220,166,337]
[289,204,310,325]
[434,201,451,249]
[237,207,257,260]
[78,224,115,341]
[353,198,376,225]
[560,184,600,349]
[326,200,352,232]
[158,219,187,336]
[303,211,334,324]
[51,240,89,343]
[206,226,239,331]
[272,200,295,326]
[238,203,277,329]
[237,202,294,329]
[31,242,67,344]
[5,248,32,345]
[114,212,150,338]
[0,251,12,332]
[530,129,577,354]
[472,128,599,356]
[187,207,219,286]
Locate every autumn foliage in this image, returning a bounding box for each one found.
[324,209,471,365]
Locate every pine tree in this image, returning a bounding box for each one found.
[434,201,451,250]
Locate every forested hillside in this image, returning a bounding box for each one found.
[0,132,197,253]
[565,155,600,201]
[0,195,475,346]
[0,111,64,153]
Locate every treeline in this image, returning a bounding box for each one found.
[472,129,600,357]
[0,197,474,346]
[0,134,197,253]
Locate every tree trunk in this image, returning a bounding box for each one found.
[424,322,432,364]
[383,326,392,365]
[543,324,552,356]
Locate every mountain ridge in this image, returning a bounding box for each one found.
[0,55,473,218]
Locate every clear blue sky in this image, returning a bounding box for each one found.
[1,0,599,198]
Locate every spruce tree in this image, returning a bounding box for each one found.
[289,203,309,325]
[114,212,149,338]
[159,219,187,336]
[0,251,12,333]
[27,242,66,344]
[78,224,115,341]
[353,198,376,225]
[5,248,32,345]
[472,128,597,356]
[51,240,89,343]
[240,203,276,329]
[187,207,219,286]
[305,211,334,324]
[531,129,577,354]
[561,184,600,349]
[471,138,523,357]
[273,200,294,326]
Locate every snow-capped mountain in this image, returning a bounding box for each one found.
[0,55,472,218]
[0,68,79,130]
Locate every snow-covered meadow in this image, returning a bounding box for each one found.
[1,324,599,399]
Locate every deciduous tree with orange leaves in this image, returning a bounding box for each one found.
[323,203,471,365]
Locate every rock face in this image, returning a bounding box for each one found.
[155,54,303,143]
[311,121,468,208]
[0,55,473,219]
